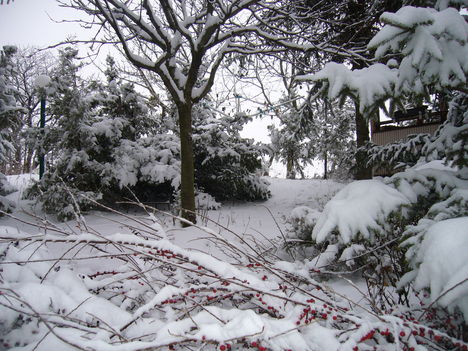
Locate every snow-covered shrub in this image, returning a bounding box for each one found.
[195,191,221,210]
[192,104,270,202]
[312,180,411,245]
[26,134,181,221]
[25,51,180,220]
[0,173,15,214]
[288,94,467,327]
[26,175,103,221]
[288,205,321,241]
[401,217,468,322]
[2,215,467,351]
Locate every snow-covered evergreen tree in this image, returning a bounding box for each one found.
[191,101,270,201]
[0,46,21,213]
[289,3,468,327]
[25,50,179,220]
[268,103,313,180]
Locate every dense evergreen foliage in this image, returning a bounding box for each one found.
[0,46,21,214]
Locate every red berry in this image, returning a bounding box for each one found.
[220,345,226,351]
[251,342,258,348]
[400,331,406,337]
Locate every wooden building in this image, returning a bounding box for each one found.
[370,106,447,176]
[370,106,447,146]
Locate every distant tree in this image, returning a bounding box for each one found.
[308,99,356,180]
[2,48,54,174]
[191,101,270,201]
[268,105,313,180]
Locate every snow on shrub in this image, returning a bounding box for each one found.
[0,173,15,214]
[288,206,320,241]
[401,217,468,321]
[312,180,410,245]
[195,191,221,210]
[25,134,181,221]
[2,215,467,351]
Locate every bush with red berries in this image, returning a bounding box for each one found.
[1,210,466,351]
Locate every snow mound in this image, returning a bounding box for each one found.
[312,180,410,244]
[413,217,468,320]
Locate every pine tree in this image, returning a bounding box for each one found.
[191,100,270,201]
[308,99,356,179]
[0,46,21,213]
[268,105,313,180]
[25,51,180,220]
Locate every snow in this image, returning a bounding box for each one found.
[34,74,51,88]
[303,62,397,114]
[1,174,468,350]
[412,217,468,320]
[312,180,410,244]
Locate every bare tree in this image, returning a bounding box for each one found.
[57,1,263,224]
[60,0,371,225]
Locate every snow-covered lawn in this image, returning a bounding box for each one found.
[2,175,344,258]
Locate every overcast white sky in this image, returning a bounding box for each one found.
[0,0,89,47]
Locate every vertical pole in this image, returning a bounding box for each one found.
[39,96,46,179]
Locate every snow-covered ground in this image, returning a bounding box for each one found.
[2,172,467,351]
[2,175,344,259]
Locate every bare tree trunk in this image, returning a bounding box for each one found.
[178,103,197,226]
[286,149,296,179]
[23,148,33,173]
[354,102,372,180]
[323,151,328,180]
